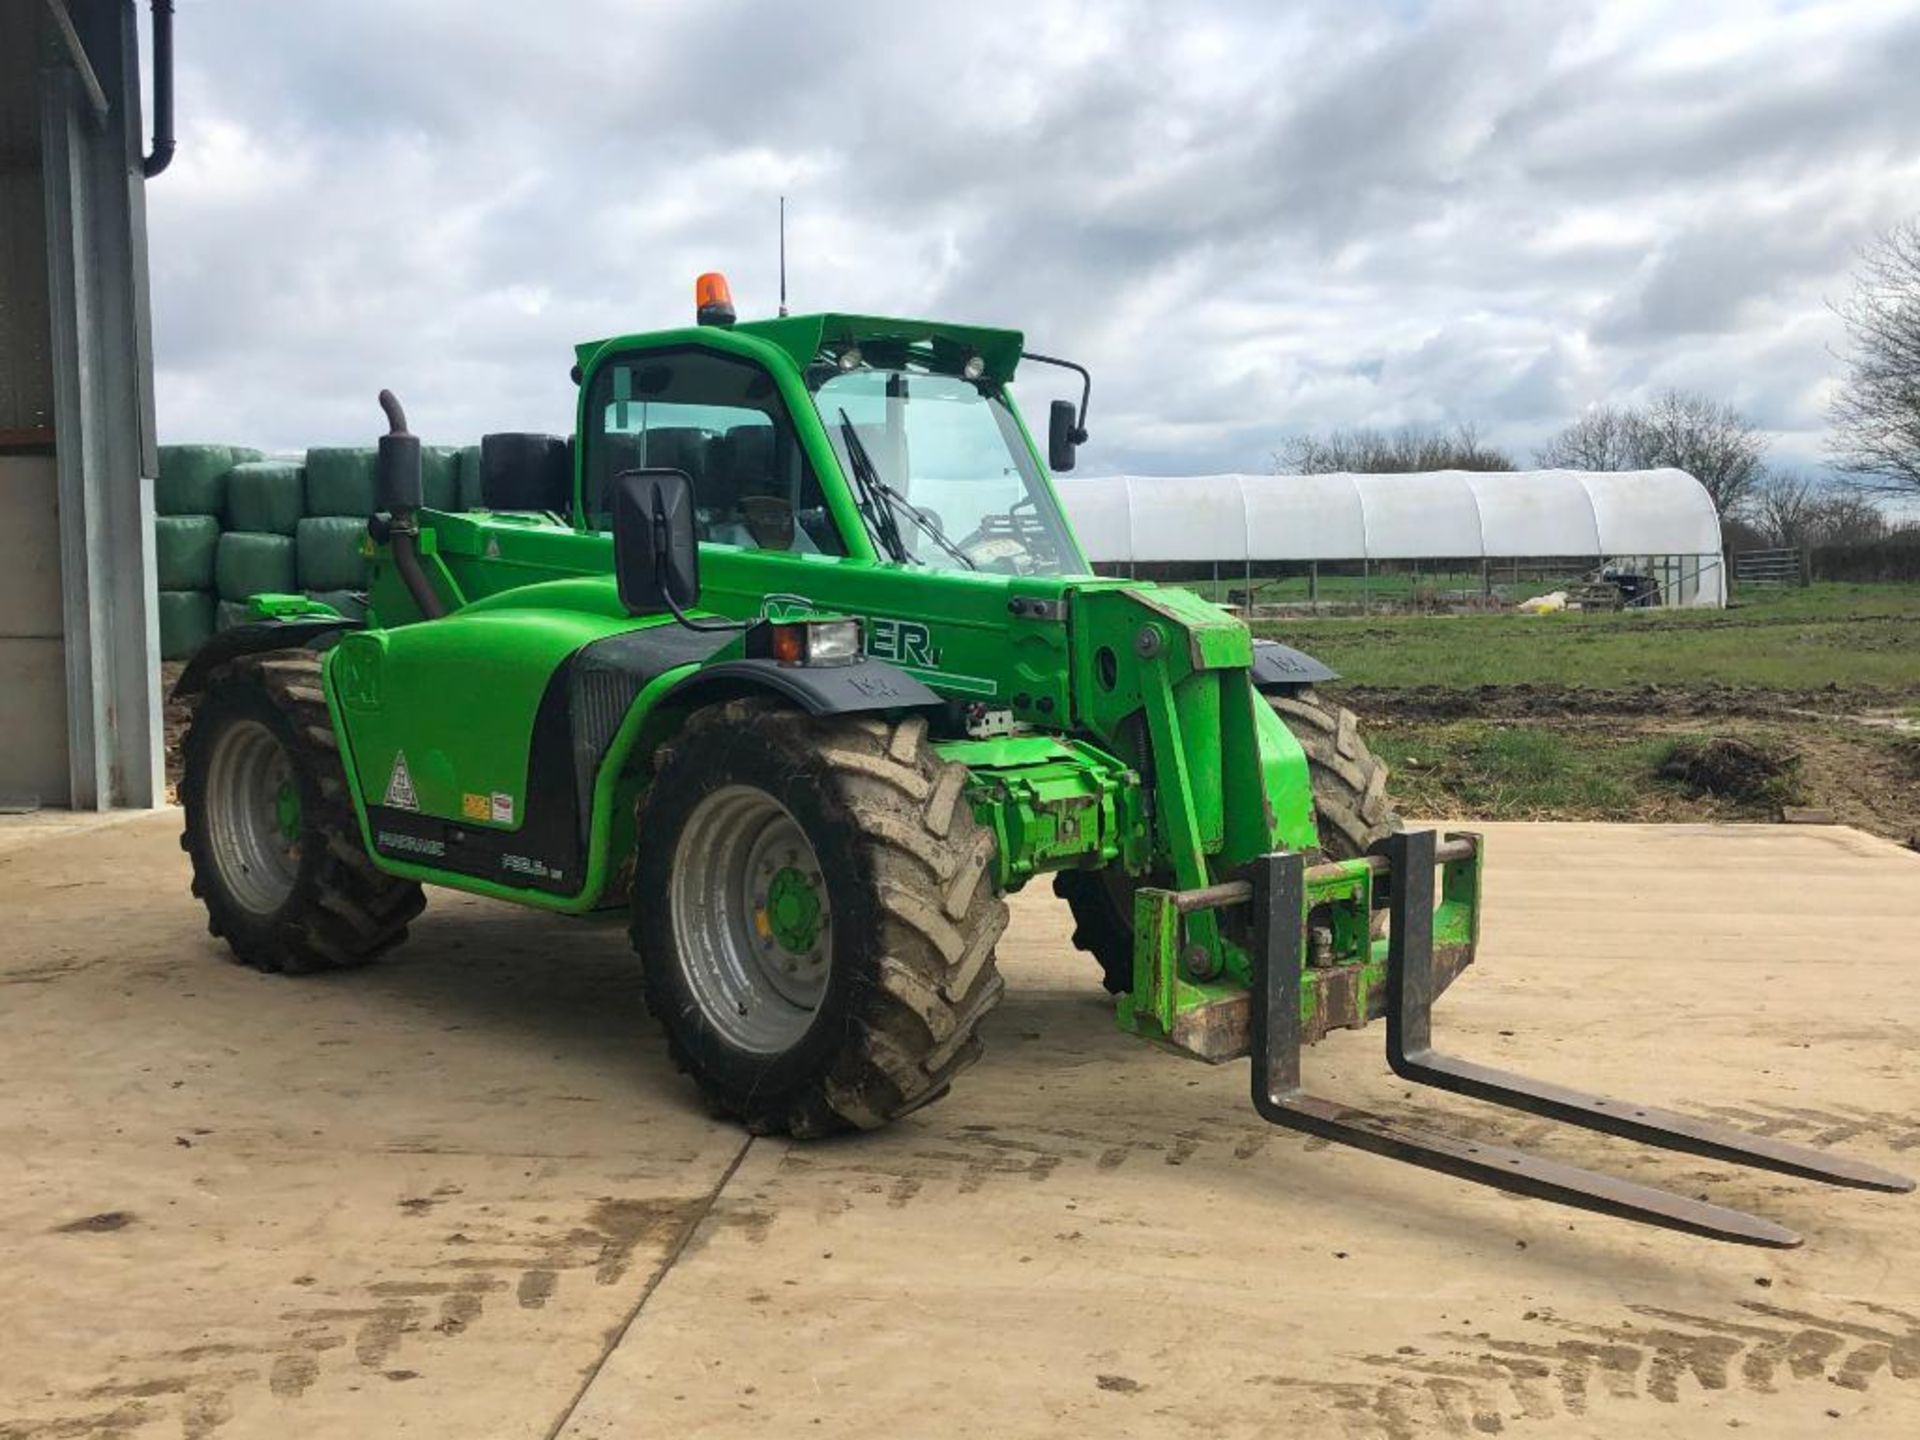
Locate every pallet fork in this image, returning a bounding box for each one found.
[1203,829,1915,1248]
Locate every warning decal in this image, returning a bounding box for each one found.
[384,751,419,811]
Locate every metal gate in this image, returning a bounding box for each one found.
[1734,547,1804,588]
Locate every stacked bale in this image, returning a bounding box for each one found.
[225,459,306,535]
[155,444,258,659]
[212,453,302,634]
[456,444,485,510]
[423,445,460,512]
[298,447,376,609]
[152,437,480,658]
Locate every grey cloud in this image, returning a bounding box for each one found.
[146,0,1920,478]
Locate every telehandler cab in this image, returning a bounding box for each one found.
[177,274,1909,1246]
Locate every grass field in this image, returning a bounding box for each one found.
[1246,584,1920,838]
[1251,583,1920,692]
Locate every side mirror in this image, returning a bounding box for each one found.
[611,468,700,616]
[376,389,423,514]
[1048,398,1085,474]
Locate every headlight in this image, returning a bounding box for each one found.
[803,618,863,664]
[757,618,864,667]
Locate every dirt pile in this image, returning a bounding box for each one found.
[1656,736,1801,804]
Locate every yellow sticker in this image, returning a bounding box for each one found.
[461,792,490,821]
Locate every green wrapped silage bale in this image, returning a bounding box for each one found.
[422,445,460,512]
[305,588,368,622]
[215,599,254,633]
[456,444,484,511]
[216,531,298,601]
[156,444,234,516]
[154,514,221,590]
[296,515,371,590]
[225,460,306,534]
[157,589,216,660]
[305,447,378,517]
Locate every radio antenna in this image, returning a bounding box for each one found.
[778,195,789,316]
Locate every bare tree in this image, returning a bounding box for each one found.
[1808,491,1891,547]
[1535,389,1766,515]
[1829,222,1920,497]
[1751,471,1823,547]
[1275,422,1514,473]
[1534,406,1638,470]
[1751,472,1897,548]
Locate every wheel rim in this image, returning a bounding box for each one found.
[204,718,302,915]
[670,785,833,1054]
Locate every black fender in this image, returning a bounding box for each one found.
[1249,639,1338,691]
[662,657,944,718]
[566,639,943,870]
[171,618,362,700]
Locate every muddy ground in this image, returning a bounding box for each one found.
[1340,683,1920,845]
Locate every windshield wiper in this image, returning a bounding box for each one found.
[836,409,914,565]
[874,476,977,571]
[834,410,977,570]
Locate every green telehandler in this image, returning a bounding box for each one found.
[175,274,1909,1246]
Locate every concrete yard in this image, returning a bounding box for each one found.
[1,816,1916,1439]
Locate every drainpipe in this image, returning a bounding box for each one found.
[143,0,174,177]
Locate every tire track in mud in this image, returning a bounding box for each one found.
[764,1098,1915,1212]
[0,1184,769,1440]
[1254,1300,1920,1438]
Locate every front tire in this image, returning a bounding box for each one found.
[181,651,425,973]
[632,701,1008,1137]
[1055,685,1400,993]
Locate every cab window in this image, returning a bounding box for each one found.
[585,348,844,555]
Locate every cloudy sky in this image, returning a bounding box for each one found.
[145,0,1920,478]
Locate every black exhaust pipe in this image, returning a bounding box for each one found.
[375,391,449,620]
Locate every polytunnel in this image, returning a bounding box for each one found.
[1054,469,1726,607]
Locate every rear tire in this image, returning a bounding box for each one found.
[1055,686,1399,993]
[181,651,425,973]
[632,701,1008,1137]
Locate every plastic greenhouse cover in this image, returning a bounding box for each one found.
[1056,469,1720,567]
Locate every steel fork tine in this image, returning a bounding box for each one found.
[1382,830,1913,1195]
[1248,848,1803,1247]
